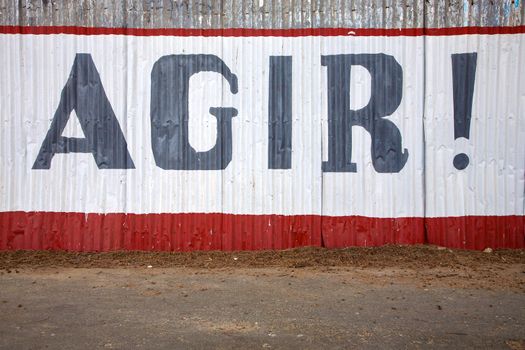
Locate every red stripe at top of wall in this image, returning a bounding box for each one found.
[0,25,524,37]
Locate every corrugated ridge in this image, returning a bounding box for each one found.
[0,0,522,29]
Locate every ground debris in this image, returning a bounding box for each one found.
[0,245,523,270]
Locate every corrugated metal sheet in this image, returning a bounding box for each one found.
[0,0,523,251]
[1,0,523,29]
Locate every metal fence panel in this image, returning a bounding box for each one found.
[0,1,523,250]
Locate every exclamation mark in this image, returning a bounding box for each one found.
[451,52,477,170]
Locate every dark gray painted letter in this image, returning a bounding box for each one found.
[33,54,135,169]
[150,55,238,170]
[321,54,408,173]
[451,52,477,170]
[268,56,292,169]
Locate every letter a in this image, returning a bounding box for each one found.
[32,54,135,169]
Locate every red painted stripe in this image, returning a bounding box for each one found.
[425,216,525,250]
[321,216,425,248]
[0,211,522,251]
[0,211,321,251]
[0,25,524,37]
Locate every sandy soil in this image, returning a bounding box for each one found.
[1,246,524,349]
[1,245,524,291]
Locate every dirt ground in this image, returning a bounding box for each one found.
[0,245,524,349]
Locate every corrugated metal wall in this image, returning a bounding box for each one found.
[0,0,523,251]
[2,1,524,29]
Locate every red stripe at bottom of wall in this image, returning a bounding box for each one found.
[425,216,524,250]
[0,211,523,251]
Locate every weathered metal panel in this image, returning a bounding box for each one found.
[1,1,523,29]
[424,32,525,249]
[0,1,523,251]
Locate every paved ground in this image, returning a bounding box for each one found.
[0,262,524,349]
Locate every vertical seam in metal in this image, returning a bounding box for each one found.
[422,0,428,244]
